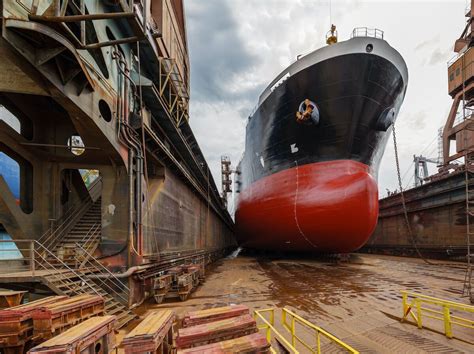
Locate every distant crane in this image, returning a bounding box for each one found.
[414,155,438,187]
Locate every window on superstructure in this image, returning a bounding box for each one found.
[456,67,460,76]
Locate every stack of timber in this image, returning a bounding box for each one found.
[182,305,249,327]
[122,310,174,354]
[0,296,67,353]
[176,305,259,350]
[28,315,116,353]
[177,333,270,354]
[32,294,104,341]
[154,263,205,303]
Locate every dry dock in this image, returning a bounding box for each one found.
[131,253,474,353]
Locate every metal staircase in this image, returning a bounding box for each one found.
[50,198,102,267]
[9,176,137,327]
[32,241,136,328]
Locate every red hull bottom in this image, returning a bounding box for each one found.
[235,160,379,253]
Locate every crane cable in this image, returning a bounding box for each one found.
[392,123,434,265]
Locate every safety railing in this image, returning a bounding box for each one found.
[37,177,101,252]
[254,308,359,354]
[401,290,474,338]
[0,239,131,307]
[0,239,101,296]
[158,57,190,127]
[76,243,130,306]
[351,27,384,40]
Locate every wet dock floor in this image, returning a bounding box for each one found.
[126,253,474,353]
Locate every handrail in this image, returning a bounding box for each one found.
[351,27,384,40]
[32,240,102,297]
[76,243,130,292]
[254,308,297,353]
[254,308,358,353]
[38,177,102,251]
[75,243,130,306]
[401,290,474,338]
[282,308,359,353]
[80,223,101,258]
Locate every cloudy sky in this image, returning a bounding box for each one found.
[185,0,468,202]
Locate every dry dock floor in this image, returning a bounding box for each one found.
[125,253,474,353]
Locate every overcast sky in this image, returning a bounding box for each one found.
[185,0,468,201]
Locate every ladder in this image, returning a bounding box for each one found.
[463,151,474,303]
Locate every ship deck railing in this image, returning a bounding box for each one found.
[253,307,359,353]
[401,290,474,339]
[351,27,384,40]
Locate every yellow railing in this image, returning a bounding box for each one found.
[401,290,474,338]
[253,308,359,354]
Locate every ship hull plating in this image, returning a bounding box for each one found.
[235,37,408,252]
[236,160,378,252]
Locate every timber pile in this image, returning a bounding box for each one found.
[0,296,67,353]
[153,274,172,304]
[175,314,258,349]
[177,333,270,353]
[32,294,104,340]
[182,305,249,327]
[122,310,175,354]
[28,315,116,353]
[154,263,205,303]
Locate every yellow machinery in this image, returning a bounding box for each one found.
[253,307,358,353]
[401,290,474,339]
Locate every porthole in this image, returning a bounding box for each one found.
[366,44,373,53]
[99,100,112,122]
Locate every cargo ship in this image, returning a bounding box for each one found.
[235,28,408,252]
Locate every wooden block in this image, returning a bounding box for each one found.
[176,314,257,349]
[177,333,270,353]
[183,305,249,328]
[28,316,116,353]
[122,310,175,354]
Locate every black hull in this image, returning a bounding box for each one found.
[236,41,407,192]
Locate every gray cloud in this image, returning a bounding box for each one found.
[186,1,260,103]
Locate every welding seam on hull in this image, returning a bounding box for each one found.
[294,160,318,249]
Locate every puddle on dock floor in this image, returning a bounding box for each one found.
[122,253,473,353]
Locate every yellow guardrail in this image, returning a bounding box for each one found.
[401,290,474,338]
[253,308,359,354]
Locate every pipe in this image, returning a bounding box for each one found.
[29,12,135,22]
[113,49,145,256]
[87,265,147,279]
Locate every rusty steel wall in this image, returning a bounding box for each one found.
[0,1,235,272]
[143,168,234,254]
[366,171,469,257]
